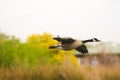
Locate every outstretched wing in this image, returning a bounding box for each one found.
[53,37,75,43]
[75,45,88,54]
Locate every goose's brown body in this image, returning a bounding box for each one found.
[61,40,83,50]
[49,37,101,54]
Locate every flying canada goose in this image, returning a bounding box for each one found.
[49,36,101,54]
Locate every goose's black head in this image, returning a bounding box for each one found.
[92,38,101,42]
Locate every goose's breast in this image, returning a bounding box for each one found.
[62,40,83,50]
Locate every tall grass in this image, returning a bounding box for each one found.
[0,64,84,80]
[0,64,120,80]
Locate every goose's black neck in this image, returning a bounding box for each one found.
[82,39,93,43]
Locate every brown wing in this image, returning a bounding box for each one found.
[75,45,88,54]
[53,37,75,43]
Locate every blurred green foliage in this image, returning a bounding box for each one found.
[0,33,20,67]
[0,32,78,68]
[0,32,55,67]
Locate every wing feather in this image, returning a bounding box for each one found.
[75,45,88,54]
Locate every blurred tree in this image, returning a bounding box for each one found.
[27,32,79,66]
[0,32,79,68]
[0,32,20,67]
[26,32,59,65]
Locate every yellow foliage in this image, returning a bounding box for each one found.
[53,54,64,63]
[27,32,79,66]
[69,54,79,66]
[27,32,58,48]
[53,50,79,66]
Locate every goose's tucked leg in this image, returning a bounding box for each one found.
[49,44,60,49]
[49,44,63,50]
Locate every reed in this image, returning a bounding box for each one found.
[0,64,120,80]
